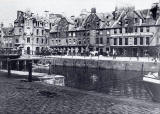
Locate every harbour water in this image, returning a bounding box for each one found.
[35,65,152,101]
[0,59,152,102]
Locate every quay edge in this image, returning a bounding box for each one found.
[39,57,160,72]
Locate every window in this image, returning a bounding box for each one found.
[140,27,143,32]
[134,38,137,45]
[100,37,103,44]
[16,39,19,43]
[87,38,90,43]
[41,39,44,44]
[27,37,30,43]
[78,40,81,45]
[19,29,22,33]
[125,38,128,45]
[10,43,12,47]
[119,38,122,45]
[96,31,99,35]
[142,18,146,23]
[87,32,90,36]
[73,39,76,44]
[125,28,128,33]
[71,32,73,37]
[96,38,99,44]
[119,28,122,33]
[36,38,39,43]
[36,29,39,35]
[42,30,44,35]
[125,19,128,24]
[107,38,110,44]
[146,27,150,32]
[114,29,117,34]
[135,27,137,32]
[135,18,138,23]
[46,39,48,44]
[83,39,86,44]
[140,37,143,45]
[114,38,117,45]
[146,37,150,45]
[100,31,103,35]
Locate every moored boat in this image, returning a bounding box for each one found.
[32,63,50,69]
[143,72,160,102]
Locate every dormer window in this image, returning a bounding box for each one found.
[142,18,146,23]
[114,29,117,34]
[125,19,128,24]
[134,18,138,23]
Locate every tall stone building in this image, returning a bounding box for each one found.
[14,10,50,55]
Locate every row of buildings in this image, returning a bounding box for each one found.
[1,2,160,57]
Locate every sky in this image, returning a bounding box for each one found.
[0,0,158,26]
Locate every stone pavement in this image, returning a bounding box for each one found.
[0,71,160,114]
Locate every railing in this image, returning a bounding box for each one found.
[0,58,52,82]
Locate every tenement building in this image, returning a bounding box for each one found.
[2,2,160,57]
[14,10,50,55]
[49,3,160,57]
[49,8,112,55]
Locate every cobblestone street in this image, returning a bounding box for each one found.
[0,72,160,114]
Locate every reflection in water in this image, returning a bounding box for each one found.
[35,65,152,101]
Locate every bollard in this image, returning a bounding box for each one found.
[141,63,144,72]
[24,60,26,71]
[48,62,51,75]
[17,60,19,71]
[7,58,11,76]
[125,63,127,71]
[28,61,32,82]
[0,61,2,69]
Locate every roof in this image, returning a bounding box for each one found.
[2,27,14,36]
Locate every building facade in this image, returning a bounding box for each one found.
[0,2,159,57]
[14,10,50,55]
[49,4,160,57]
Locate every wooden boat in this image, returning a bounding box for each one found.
[143,72,160,102]
[32,63,50,69]
[43,75,65,86]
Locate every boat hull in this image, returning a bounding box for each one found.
[143,77,160,102]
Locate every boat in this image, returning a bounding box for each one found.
[32,63,50,69]
[143,72,160,102]
[44,75,65,86]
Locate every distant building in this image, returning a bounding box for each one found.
[2,26,15,49]
[0,2,158,57]
[49,4,160,57]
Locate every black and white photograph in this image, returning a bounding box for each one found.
[0,0,160,113]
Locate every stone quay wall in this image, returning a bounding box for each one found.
[40,57,160,72]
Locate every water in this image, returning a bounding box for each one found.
[1,59,151,101]
[49,66,151,101]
